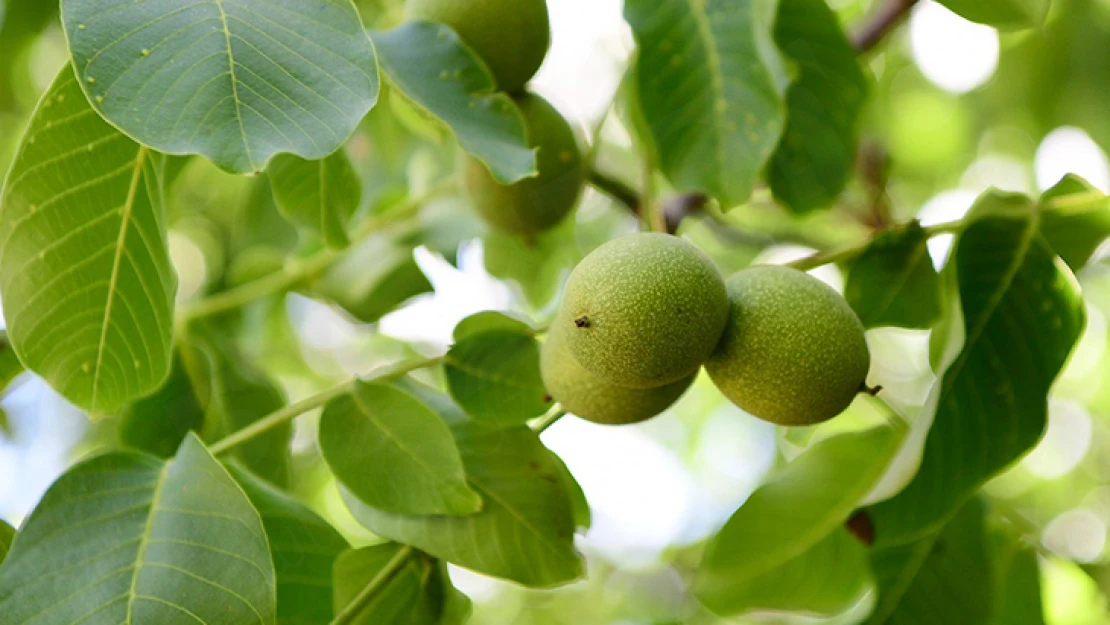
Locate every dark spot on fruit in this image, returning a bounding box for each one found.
[846,510,875,546]
[528,461,541,470]
[542,393,553,403]
[574,315,590,328]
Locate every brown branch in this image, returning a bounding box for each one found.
[851,0,920,54]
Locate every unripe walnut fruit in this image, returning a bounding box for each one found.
[706,265,871,426]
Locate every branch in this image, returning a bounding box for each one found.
[180,181,454,322]
[208,355,445,456]
[588,169,640,214]
[851,0,920,54]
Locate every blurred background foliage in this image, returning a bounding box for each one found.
[3,0,1110,623]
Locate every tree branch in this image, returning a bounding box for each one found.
[208,355,445,456]
[588,169,641,214]
[851,0,920,54]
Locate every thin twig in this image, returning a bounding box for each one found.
[208,355,445,456]
[852,0,920,54]
[180,181,455,322]
[588,169,640,214]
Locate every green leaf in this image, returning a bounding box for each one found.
[445,329,551,425]
[868,499,993,625]
[868,194,1086,546]
[0,520,13,566]
[844,222,942,329]
[624,0,788,208]
[768,0,869,213]
[206,337,291,488]
[120,342,213,458]
[710,527,870,617]
[482,226,576,309]
[0,67,176,414]
[310,233,431,324]
[343,421,583,587]
[268,150,362,249]
[696,425,903,613]
[228,463,349,625]
[372,22,537,184]
[452,311,533,342]
[991,531,1045,625]
[62,0,380,174]
[320,381,482,516]
[1038,175,1110,272]
[936,0,1050,29]
[333,544,470,625]
[554,453,592,531]
[0,434,276,624]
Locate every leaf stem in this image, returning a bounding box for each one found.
[532,407,568,434]
[180,182,454,321]
[851,0,920,54]
[209,355,445,456]
[788,217,965,271]
[330,545,415,625]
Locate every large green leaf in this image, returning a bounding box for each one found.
[333,544,470,625]
[0,434,276,624]
[444,329,551,425]
[936,0,1050,29]
[0,67,176,414]
[845,222,942,329]
[868,499,993,624]
[119,342,213,458]
[344,421,583,587]
[62,0,380,174]
[372,22,536,184]
[268,150,362,249]
[228,463,349,625]
[710,527,870,617]
[768,0,868,213]
[868,194,1086,546]
[696,425,903,613]
[320,381,482,516]
[624,0,788,208]
[1038,175,1110,272]
[0,520,13,566]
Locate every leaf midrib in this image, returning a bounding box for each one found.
[213,0,255,171]
[682,0,729,187]
[348,388,474,507]
[124,460,169,624]
[91,146,149,411]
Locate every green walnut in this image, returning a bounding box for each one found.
[541,323,696,425]
[557,233,729,389]
[706,265,871,426]
[406,0,550,93]
[462,93,584,235]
